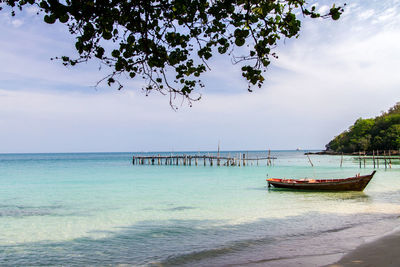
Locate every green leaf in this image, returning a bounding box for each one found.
[59,14,69,23]
[235,37,245,46]
[44,15,56,24]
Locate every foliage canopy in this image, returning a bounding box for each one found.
[327,103,400,152]
[1,0,344,106]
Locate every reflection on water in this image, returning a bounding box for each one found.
[267,189,371,202]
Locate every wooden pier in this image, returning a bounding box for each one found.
[356,150,400,169]
[132,153,277,167]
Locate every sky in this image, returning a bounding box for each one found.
[0,0,399,153]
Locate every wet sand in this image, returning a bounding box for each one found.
[328,230,400,267]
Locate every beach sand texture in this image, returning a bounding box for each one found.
[329,230,400,267]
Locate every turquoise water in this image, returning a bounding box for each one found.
[0,151,399,266]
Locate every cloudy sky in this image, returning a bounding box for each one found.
[0,0,399,153]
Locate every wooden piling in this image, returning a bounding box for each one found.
[363,152,366,168]
[267,150,272,166]
[340,152,343,168]
[384,151,387,169]
[373,150,376,169]
[377,150,380,168]
[307,154,314,167]
[217,142,220,166]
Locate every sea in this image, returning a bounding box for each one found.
[0,151,399,266]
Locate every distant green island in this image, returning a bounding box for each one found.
[326,103,400,153]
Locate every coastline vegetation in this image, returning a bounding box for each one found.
[326,103,400,153]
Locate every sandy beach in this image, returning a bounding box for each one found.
[328,229,400,267]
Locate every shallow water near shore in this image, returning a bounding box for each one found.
[0,151,399,266]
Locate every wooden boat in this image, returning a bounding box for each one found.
[266,171,376,191]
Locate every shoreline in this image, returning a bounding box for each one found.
[247,216,400,267]
[327,228,400,267]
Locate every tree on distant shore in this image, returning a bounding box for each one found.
[0,0,343,106]
[327,103,400,152]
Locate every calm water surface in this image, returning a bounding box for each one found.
[0,151,399,266]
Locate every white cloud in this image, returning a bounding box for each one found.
[318,5,330,14]
[26,6,39,15]
[11,19,23,27]
[377,7,396,21]
[358,9,375,20]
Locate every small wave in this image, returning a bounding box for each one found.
[160,236,276,266]
[0,205,62,217]
[165,206,196,212]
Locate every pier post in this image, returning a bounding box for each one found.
[204,156,206,166]
[384,151,387,169]
[373,150,376,169]
[243,154,246,166]
[363,152,366,168]
[377,150,380,168]
[132,156,135,165]
[307,154,314,167]
[340,153,343,168]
